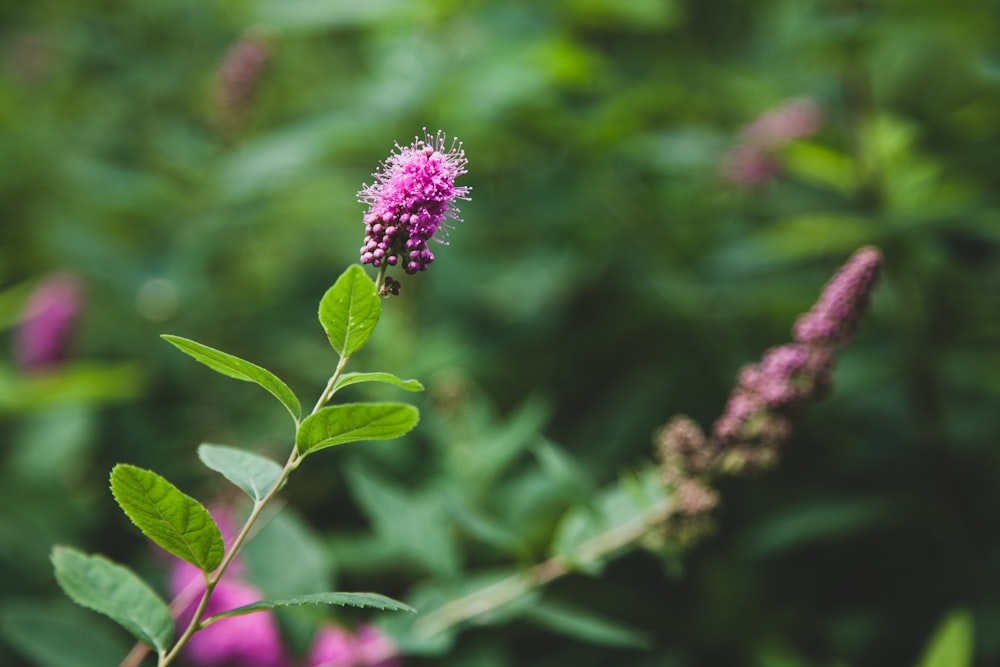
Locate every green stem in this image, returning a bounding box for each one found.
[138,357,354,667]
[411,497,674,640]
[374,264,387,295]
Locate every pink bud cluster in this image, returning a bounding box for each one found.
[658,246,883,483]
[358,130,470,279]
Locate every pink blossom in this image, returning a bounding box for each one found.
[358,130,470,280]
[794,246,883,347]
[306,624,399,667]
[14,272,82,373]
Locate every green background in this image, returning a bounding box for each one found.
[2,0,998,665]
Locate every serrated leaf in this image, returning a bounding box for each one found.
[296,402,418,456]
[198,444,284,505]
[109,464,224,572]
[332,372,424,394]
[203,592,415,625]
[524,601,651,649]
[50,547,174,656]
[161,335,301,424]
[319,265,380,358]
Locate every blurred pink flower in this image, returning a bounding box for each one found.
[306,624,399,667]
[14,272,83,373]
[719,97,823,187]
[168,508,287,667]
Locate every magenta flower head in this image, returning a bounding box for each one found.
[358,130,470,288]
[305,623,399,667]
[794,246,883,347]
[14,272,83,373]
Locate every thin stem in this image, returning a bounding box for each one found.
[412,497,674,639]
[131,358,352,667]
[374,263,387,294]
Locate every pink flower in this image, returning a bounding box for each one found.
[358,130,470,278]
[14,272,82,373]
[719,97,823,187]
[306,624,399,667]
[794,246,883,347]
[168,508,287,667]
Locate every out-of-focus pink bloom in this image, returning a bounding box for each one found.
[306,624,400,667]
[717,144,779,187]
[14,272,83,373]
[740,98,823,148]
[354,625,400,667]
[168,508,287,667]
[719,97,823,187]
[794,246,883,347]
[178,578,288,667]
[212,32,271,128]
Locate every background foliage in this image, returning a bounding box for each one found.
[2,0,999,665]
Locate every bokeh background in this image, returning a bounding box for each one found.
[2,0,999,665]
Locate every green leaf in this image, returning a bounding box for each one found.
[109,464,224,572]
[296,402,419,456]
[0,600,131,667]
[203,592,415,625]
[916,609,974,667]
[50,547,174,656]
[198,444,284,505]
[161,335,301,423]
[318,265,380,358]
[332,371,424,394]
[523,601,652,649]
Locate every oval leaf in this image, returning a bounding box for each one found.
[319,265,380,358]
[204,592,415,625]
[332,372,424,394]
[110,464,224,572]
[51,546,174,656]
[296,403,419,456]
[198,444,284,505]
[161,335,301,423]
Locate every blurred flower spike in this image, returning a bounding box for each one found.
[719,97,823,187]
[14,272,83,373]
[358,129,470,290]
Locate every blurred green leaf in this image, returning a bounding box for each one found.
[50,547,173,656]
[243,509,332,597]
[332,371,424,394]
[198,444,284,505]
[109,464,224,572]
[296,403,419,456]
[345,461,459,575]
[204,592,414,625]
[915,609,974,667]
[318,265,381,359]
[523,601,652,649]
[0,600,130,667]
[161,335,301,424]
[550,468,669,573]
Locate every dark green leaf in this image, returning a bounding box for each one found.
[109,464,224,572]
[332,372,424,394]
[296,403,418,456]
[318,265,380,358]
[50,547,174,656]
[198,444,284,505]
[161,335,301,423]
[203,592,415,625]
